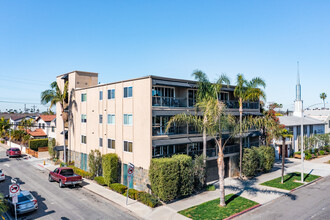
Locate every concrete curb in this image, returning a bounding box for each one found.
[223,204,262,220]
[290,176,324,192]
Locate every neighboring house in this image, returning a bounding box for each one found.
[55,71,262,190]
[27,128,48,139]
[35,115,56,139]
[304,109,330,133]
[9,114,38,130]
[276,73,325,159]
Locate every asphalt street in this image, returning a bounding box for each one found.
[0,147,137,220]
[236,175,330,220]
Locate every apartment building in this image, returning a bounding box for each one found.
[56,71,262,190]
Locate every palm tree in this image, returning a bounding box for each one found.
[192,70,230,160]
[278,128,293,184]
[41,81,68,164]
[234,74,266,177]
[0,117,10,139]
[166,98,236,206]
[320,93,327,108]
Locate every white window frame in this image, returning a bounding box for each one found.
[107,114,115,125]
[99,138,103,147]
[124,86,133,98]
[107,139,115,149]
[81,135,87,144]
[124,140,133,152]
[81,114,87,123]
[108,89,115,99]
[81,93,87,102]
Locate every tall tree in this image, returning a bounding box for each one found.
[233,74,266,177]
[166,98,237,206]
[41,81,68,164]
[277,128,293,184]
[192,70,230,160]
[320,92,327,108]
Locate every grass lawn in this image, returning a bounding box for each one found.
[178,194,258,220]
[261,172,320,190]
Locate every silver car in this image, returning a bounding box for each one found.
[6,191,38,215]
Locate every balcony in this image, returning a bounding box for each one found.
[224,100,259,110]
[153,126,187,136]
[152,96,188,108]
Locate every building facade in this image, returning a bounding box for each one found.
[56,71,262,190]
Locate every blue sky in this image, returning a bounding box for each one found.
[0,1,329,112]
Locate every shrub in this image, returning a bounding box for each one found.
[254,146,275,172]
[149,157,179,202]
[192,154,206,191]
[305,154,312,160]
[294,151,301,155]
[206,184,216,191]
[48,138,56,159]
[172,154,194,196]
[94,176,106,186]
[89,150,102,177]
[124,189,139,200]
[29,139,48,151]
[102,153,119,186]
[110,183,127,194]
[68,165,93,179]
[137,191,160,208]
[319,150,325,155]
[242,148,259,177]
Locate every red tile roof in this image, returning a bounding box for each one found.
[37,115,56,122]
[27,129,47,137]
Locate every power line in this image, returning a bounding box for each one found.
[0,100,43,105]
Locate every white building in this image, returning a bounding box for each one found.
[35,115,56,139]
[276,71,325,159]
[304,109,330,133]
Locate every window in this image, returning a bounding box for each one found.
[39,124,41,128]
[99,114,103,124]
[188,90,197,107]
[124,114,133,125]
[51,126,55,132]
[81,135,87,144]
[81,93,87,102]
[81,114,87,123]
[99,91,103,100]
[99,138,103,147]
[124,141,133,152]
[108,89,115,99]
[42,124,45,129]
[108,139,115,149]
[107,114,115,124]
[124,87,133,98]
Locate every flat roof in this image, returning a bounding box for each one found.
[56,70,99,78]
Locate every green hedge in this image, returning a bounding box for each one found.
[172,154,194,196]
[94,176,106,186]
[124,189,139,200]
[254,146,275,172]
[68,165,93,179]
[137,191,160,208]
[319,150,325,155]
[102,153,119,186]
[149,157,179,202]
[29,139,48,151]
[110,183,127,194]
[242,148,259,177]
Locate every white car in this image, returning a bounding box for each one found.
[0,169,5,181]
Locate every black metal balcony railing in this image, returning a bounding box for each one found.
[223,145,240,154]
[152,126,187,136]
[224,100,259,109]
[152,97,188,107]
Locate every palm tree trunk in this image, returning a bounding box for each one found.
[239,98,243,178]
[203,128,206,160]
[217,138,226,207]
[281,137,285,184]
[62,116,67,164]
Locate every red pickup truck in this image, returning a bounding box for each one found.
[48,167,82,188]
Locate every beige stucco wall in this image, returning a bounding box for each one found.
[70,77,152,169]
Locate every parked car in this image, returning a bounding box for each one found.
[0,169,5,181]
[5,191,38,215]
[6,148,21,158]
[49,167,82,188]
